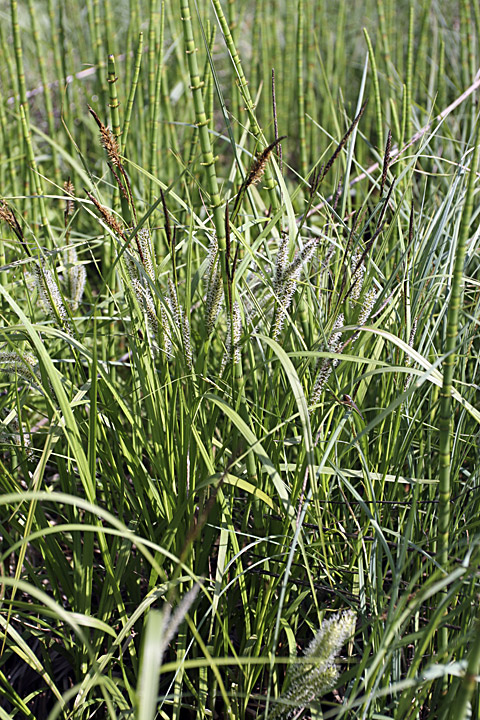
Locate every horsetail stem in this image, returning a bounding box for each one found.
[296,0,307,178]
[107,55,122,152]
[210,0,280,211]
[437,125,480,654]
[364,27,384,151]
[122,32,143,149]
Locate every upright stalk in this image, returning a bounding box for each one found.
[211,0,280,212]
[437,125,479,652]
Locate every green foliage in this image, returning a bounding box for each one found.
[0,1,479,718]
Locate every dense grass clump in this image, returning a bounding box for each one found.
[0,1,480,718]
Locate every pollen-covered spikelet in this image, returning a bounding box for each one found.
[181,307,193,371]
[404,317,418,392]
[136,227,156,282]
[124,252,158,339]
[309,313,344,411]
[88,105,122,167]
[350,248,365,301]
[35,263,73,336]
[273,232,290,295]
[221,301,241,373]
[272,240,317,340]
[357,287,377,327]
[167,278,193,369]
[271,610,356,718]
[0,351,40,387]
[205,237,223,337]
[160,304,172,358]
[69,261,87,312]
[0,407,33,458]
[64,242,86,312]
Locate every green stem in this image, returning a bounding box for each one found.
[211,0,280,212]
[437,125,480,652]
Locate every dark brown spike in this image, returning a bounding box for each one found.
[244,135,287,190]
[0,200,31,256]
[160,189,172,248]
[380,129,392,195]
[225,202,231,270]
[408,197,414,246]
[319,100,368,184]
[376,177,396,230]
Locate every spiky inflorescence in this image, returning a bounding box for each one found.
[350,248,365,301]
[244,136,285,190]
[136,227,156,282]
[404,317,418,391]
[64,179,75,218]
[221,301,242,373]
[124,253,158,339]
[0,352,40,387]
[357,287,377,327]
[205,237,223,337]
[271,610,356,718]
[35,264,73,336]
[0,200,20,233]
[159,304,172,358]
[85,191,126,239]
[0,407,33,458]
[272,240,317,340]
[69,260,87,312]
[88,106,122,167]
[309,313,344,411]
[168,278,193,370]
[273,232,290,295]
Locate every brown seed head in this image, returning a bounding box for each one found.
[85,190,125,238]
[64,179,75,217]
[88,105,121,167]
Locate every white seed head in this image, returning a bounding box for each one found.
[357,288,377,327]
[350,248,365,301]
[272,610,355,718]
[137,227,155,281]
[274,233,290,294]
[35,263,73,336]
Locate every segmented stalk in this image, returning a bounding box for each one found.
[27,0,59,182]
[437,127,480,653]
[363,28,384,151]
[149,2,165,205]
[181,0,226,290]
[108,55,121,151]
[19,105,52,245]
[211,0,279,211]
[122,32,144,149]
[296,0,307,178]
